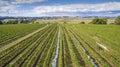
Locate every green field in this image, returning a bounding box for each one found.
[0,24,45,45]
[0,23,120,67]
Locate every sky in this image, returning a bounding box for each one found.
[0,0,120,17]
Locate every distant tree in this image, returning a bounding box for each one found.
[115,16,120,25]
[101,18,107,24]
[31,19,36,23]
[20,19,30,24]
[3,19,18,24]
[17,19,21,24]
[90,18,99,24]
[0,20,3,24]
[109,23,114,25]
[12,20,18,24]
[90,18,107,24]
[79,21,85,24]
[63,21,67,24]
[36,22,39,24]
[20,19,24,23]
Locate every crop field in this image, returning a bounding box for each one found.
[0,23,120,67]
[0,24,45,45]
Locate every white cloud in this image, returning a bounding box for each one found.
[12,0,45,4]
[0,0,45,15]
[0,2,120,16]
[32,2,120,14]
[0,0,45,5]
[0,5,19,14]
[0,0,9,5]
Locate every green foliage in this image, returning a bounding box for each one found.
[0,20,3,24]
[64,21,67,24]
[0,24,45,43]
[1,23,120,67]
[67,24,120,66]
[115,16,120,25]
[2,19,36,24]
[2,20,19,24]
[7,20,18,24]
[79,21,85,24]
[0,24,57,67]
[109,23,115,25]
[20,19,30,24]
[47,22,50,24]
[90,18,107,24]
[36,22,39,24]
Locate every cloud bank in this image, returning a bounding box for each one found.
[0,0,45,5]
[0,1,120,16]
[33,2,120,14]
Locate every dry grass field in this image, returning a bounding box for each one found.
[35,18,115,24]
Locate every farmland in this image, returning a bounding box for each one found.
[0,23,120,67]
[0,24,45,45]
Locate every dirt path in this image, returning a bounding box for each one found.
[0,25,48,52]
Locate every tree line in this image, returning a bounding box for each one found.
[0,19,35,24]
[0,16,120,25]
[90,16,120,25]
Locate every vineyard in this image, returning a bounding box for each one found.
[0,23,120,67]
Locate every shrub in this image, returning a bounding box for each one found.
[115,16,120,25]
[0,20,3,24]
[79,21,85,24]
[90,18,107,24]
[109,23,115,25]
[64,21,67,24]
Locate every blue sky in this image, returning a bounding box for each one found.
[0,0,120,17]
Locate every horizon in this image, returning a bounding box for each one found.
[0,0,120,17]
